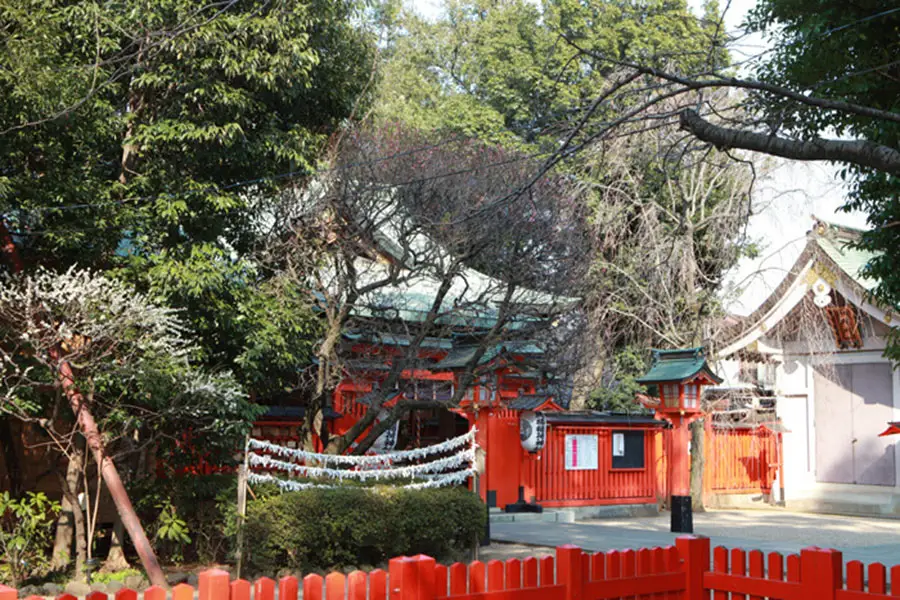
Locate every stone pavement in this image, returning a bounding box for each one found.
[490,509,900,567]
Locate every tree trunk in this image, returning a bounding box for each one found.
[0,416,22,497]
[52,353,166,586]
[51,453,83,570]
[104,516,130,571]
[689,419,705,513]
[56,446,87,581]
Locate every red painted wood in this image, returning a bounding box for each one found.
[371,569,388,600]
[143,587,166,600]
[470,561,486,594]
[253,577,276,600]
[506,559,522,590]
[748,550,764,600]
[348,572,367,600]
[523,558,538,588]
[712,546,729,600]
[56,594,77,600]
[591,553,606,583]
[676,537,708,600]
[114,589,137,600]
[488,561,504,592]
[539,557,554,586]
[86,592,108,600]
[327,573,347,600]
[787,554,800,583]
[767,552,783,582]
[702,574,803,600]
[606,551,621,600]
[200,569,230,600]
[171,584,192,600]
[0,585,15,600]
[450,563,468,595]
[582,553,592,582]
[435,565,449,598]
[847,561,865,591]
[621,549,636,588]
[582,574,686,599]
[731,548,747,600]
[280,576,300,600]
[800,548,841,600]
[557,546,583,600]
[869,564,887,595]
[436,585,566,600]
[634,548,649,600]
[414,555,437,600]
[891,566,900,598]
[303,575,323,600]
[230,580,251,600]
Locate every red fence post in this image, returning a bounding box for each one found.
[200,569,231,600]
[414,556,437,600]
[800,547,842,600]
[0,585,15,600]
[676,535,710,600]
[556,545,583,600]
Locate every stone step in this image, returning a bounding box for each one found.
[489,509,575,524]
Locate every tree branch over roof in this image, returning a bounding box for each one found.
[679,109,900,175]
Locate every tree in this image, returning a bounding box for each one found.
[375,0,755,410]
[265,126,590,454]
[0,0,380,394]
[0,0,380,578]
[544,2,900,358]
[0,267,258,582]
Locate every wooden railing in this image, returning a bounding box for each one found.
[6,537,897,600]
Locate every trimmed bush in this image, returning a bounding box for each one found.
[243,486,485,574]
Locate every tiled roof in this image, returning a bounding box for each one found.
[636,347,723,384]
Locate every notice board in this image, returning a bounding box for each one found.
[565,434,598,470]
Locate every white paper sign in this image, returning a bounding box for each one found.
[565,434,598,470]
[612,433,625,457]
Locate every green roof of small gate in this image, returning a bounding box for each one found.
[636,347,723,384]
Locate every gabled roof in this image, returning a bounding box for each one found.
[718,219,893,358]
[636,347,723,384]
[508,396,563,411]
[436,341,544,369]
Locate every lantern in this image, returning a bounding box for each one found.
[520,411,547,453]
[637,347,722,533]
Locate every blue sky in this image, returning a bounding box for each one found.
[406,0,870,315]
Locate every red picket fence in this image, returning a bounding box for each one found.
[2,537,897,600]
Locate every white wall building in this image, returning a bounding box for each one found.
[716,219,899,515]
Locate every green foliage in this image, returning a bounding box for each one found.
[745,0,900,361]
[587,347,650,413]
[243,487,485,574]
[0,492,61,587]
[0,0,377,395]
[376,0,725,148]
[134,474,240,565]
[91,568,143,585]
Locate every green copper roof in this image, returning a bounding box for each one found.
[636,347,723,384]
[437,341,544,369]
[814,225,879,291]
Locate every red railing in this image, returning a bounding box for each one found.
[523,425,658,507]
[3,537,899,600]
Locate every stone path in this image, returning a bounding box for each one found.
[490,509,900,566]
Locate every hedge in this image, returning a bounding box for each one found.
[242,486,486,574]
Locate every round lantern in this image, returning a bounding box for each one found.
[520,411,547,453]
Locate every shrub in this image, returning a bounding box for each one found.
[0,491,61,587]
[243,487,485,574]
[133,474,240,565]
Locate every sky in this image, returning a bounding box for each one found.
[408,0,870,316]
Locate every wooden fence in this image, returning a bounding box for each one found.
[702,425,780,496]
[5,537,900,600]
